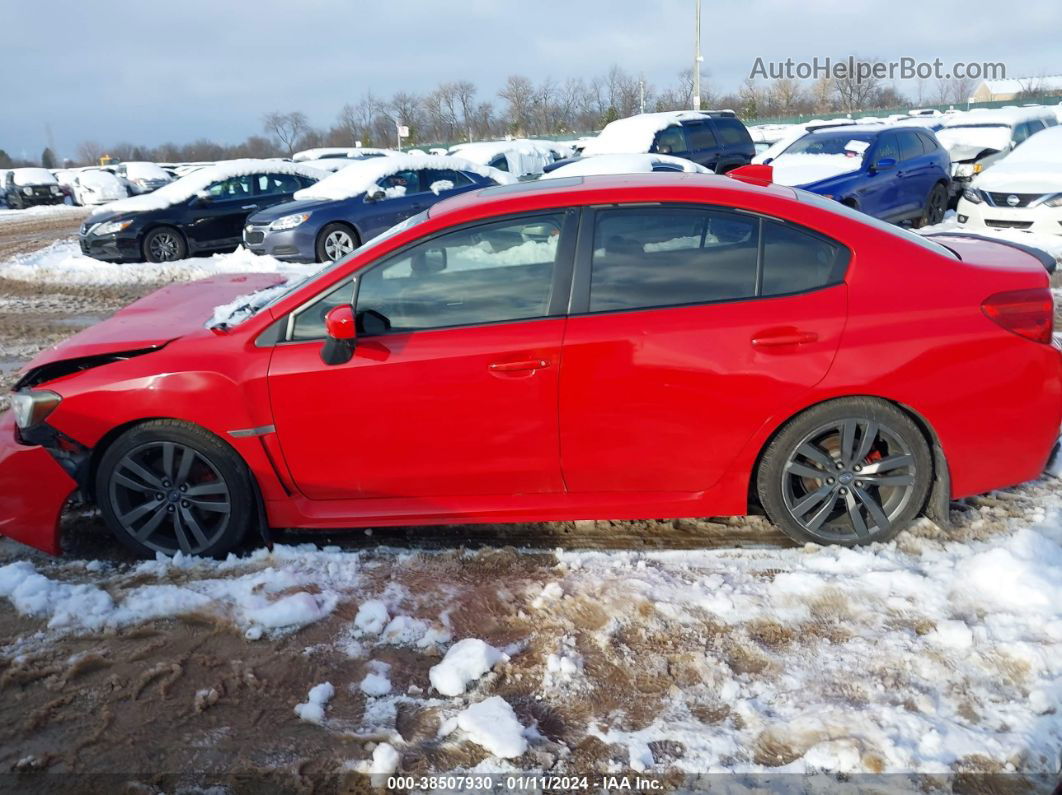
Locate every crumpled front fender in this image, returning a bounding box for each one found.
[0,411,75,555]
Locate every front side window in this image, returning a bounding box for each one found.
[652,126,688,155]
[376,169,423,197]
[257,173,303,196]
[872,135,899,164]
[589,208,759,312]
[354,213,565,332]
[421,169,473,193]
[206,175,252,200]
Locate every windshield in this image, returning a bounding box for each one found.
[936,125,1011,153]
[795,189,958,259]
[780,133,875,159]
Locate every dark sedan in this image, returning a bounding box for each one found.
[79,160,326,263]
[243,157,510,263]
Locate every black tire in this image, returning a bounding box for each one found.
[756,398,932,547]
[315,223,360,263]
[913,183,948,228]
[8,193,23,210]
[95,420,255,558]
[142,226,187,263]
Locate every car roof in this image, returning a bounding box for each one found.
[942,107,1055,127]
[806,124,890,136]
[427,172,797,222]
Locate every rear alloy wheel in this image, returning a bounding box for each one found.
[316,223,359,262]
[914,183,948,228]
[96,421,253,557]
[142,226,187,263]
[757,399,932,546]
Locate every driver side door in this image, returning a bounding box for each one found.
[186,174,257,250]
[266,210,577,502]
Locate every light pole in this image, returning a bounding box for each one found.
[693,0,702,110]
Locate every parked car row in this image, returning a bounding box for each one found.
[0,168,65,208]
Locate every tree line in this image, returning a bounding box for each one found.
[1,64,987,168]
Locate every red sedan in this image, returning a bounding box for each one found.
[2,170,1059,557]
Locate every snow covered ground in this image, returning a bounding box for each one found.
[1,479,1060,780]
[0,204,84,224]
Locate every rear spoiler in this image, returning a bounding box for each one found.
[727,164,773,185]
[925,232,1057,274]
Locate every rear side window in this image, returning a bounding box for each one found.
[897,131,924,161]
[589,208,759,312]
[916,131,938,153]
[652,126,688,155]
[257,173,303,195]
[714,118,752,146]
[685,123,718,150]
[762,221,848,296]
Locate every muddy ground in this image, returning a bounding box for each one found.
[0,212,1059,793]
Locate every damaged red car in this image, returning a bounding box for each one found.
[2,170,1060,558]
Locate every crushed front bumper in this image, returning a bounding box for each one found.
[0,411,77,555]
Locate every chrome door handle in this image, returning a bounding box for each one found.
[242,204,258,210]
[751,331,818,347]
[489,360,550,373]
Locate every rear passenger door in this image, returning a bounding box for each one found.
[682,122,722,170]
[558,206,849,494]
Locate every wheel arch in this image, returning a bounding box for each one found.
[746,394,950,524]
[315,220,362,258]
[139,222,189,258]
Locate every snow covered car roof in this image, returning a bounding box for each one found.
[540,153,710,179]
[121,161,170,180]
[581,110,736,157]
[447,139,571,177]
[292,147,397,162]
[971,125,1062,192]
[89,159,328,217]
[292,154,516,202]
[11,168,59,186]
[942,107,1057,128]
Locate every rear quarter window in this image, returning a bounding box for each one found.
[713,118,753,146]
[762,221,849,296]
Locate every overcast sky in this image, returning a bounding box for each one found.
[3,0,1061,159]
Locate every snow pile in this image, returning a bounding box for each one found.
[541,153,710,179]
[122,162,171,182]
[359,742,400,775]
[582,111,713,156]
[0,204,85,223]
[360,660,392,696]
[0,240,313,286]
[76,169,127,200]
[88,160,328,217]
[0,545,359,636]
[294,681,335,724]
[429,638,506,696]
[292,154,514,202]
[354,599,391,634]
[769,152,864,187]
[455,696,527,759]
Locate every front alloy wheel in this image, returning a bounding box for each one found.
[758,399,932,546]
[97,421,253,557]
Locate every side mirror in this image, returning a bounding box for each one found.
[872,157,897,172]
[320,304,356,365]
[194,190,212,205]
[367,189,386,202]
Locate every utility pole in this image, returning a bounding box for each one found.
[692,0,702,110]
[639,79,645,114]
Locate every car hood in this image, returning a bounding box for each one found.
[248,197,347,224]
[972,161,1062,193]
[19,273,287,371]
[768,153,864,187]
[947,143,1001,163]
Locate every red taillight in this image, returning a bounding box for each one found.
[981,288,1054,345]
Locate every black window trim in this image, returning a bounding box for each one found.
[278,207,580,343]
[568,202,851,317]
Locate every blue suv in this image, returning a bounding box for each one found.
[764,125,951,226]
[244,159,506,263]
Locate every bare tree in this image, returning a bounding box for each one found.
[262,111,310,157]
[769,77,804,115]
[499,75,535,134]
[76,140,104,166]
[834,59,882,114]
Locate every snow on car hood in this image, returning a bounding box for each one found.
[936,126,1011,161]
[973,160,1062,193]
[12,168,58,186]
[88,160,328,218]
[291,154,515,202]
[768,152,864,187]
[541,153,710,178]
